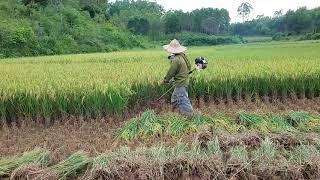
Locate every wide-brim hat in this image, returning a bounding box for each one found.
[163,39,187,54]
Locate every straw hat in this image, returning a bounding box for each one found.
[163,39,187,54]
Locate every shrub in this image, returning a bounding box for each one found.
[163,32,243,46]
[299,33,320,41]
[311,33,320,40]
[272,32,289,41]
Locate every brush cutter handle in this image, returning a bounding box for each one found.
[189,68,197,74]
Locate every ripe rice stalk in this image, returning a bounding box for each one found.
[166,116,192,137]
[2,43,320,122]
[238,112,270,131]
[269,114,295,132]
[252,137,277,162]
[289,145,319,163]
[10,149,50,180]
[205,137,222,157]
[112,146,132,160]
[287,111,311,127]
[0,148,49,177]
[192,113,213,127]
[170,142,189,158]
[88,153,112,180]
[47,151,90,180]
[139,110,164,138]
[189,142,204,158]
[142,145,170,161]
[229,146,249,164]
[211,115,243,132]
[91,154,112,171]
[115,118,139,142]
[238,112,263,126]
[302,117,320,132]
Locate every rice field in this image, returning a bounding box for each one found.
[1,40,320,179]
[1,41,320,121]
[1,131,320,179]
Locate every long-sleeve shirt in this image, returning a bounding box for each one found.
[164,54,191,87]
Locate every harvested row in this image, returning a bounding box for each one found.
[1,109,319,160]
[116,110,320,142]
[1,42,320,122]
[1,139,320,180]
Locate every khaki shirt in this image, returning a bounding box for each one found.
[164,54,191,87]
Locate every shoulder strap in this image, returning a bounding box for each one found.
[180,54,192,71]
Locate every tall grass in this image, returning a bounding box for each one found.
[1,42,320,121]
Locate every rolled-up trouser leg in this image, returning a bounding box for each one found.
[171,86,193,114]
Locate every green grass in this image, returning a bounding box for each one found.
[1,41,320,120]
[243,36,272,43]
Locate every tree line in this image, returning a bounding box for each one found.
[1,0,320,58]
[105,1,320,37]
[231,7,320,36]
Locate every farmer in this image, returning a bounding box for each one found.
[161,39,193,116]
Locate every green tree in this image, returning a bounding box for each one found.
[237,2,253,22]
[127,17,150,35]
[164,11,180,34]
[286,7,312,34]
[274,10,283,17]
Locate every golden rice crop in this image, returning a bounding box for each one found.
[1,41,320,121]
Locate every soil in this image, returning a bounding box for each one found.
[0,97,320,180]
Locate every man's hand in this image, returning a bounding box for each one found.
[158,80,164,85]
[159,79,169,85]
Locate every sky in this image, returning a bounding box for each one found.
[155,0,320,22]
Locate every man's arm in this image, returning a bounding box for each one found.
[163,60,178,83]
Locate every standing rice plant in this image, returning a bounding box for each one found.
[2,42,320,122]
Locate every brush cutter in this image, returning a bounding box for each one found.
[150,57,208,106]
[189,56,208,74]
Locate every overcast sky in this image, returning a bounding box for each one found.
[155,0,320,22]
